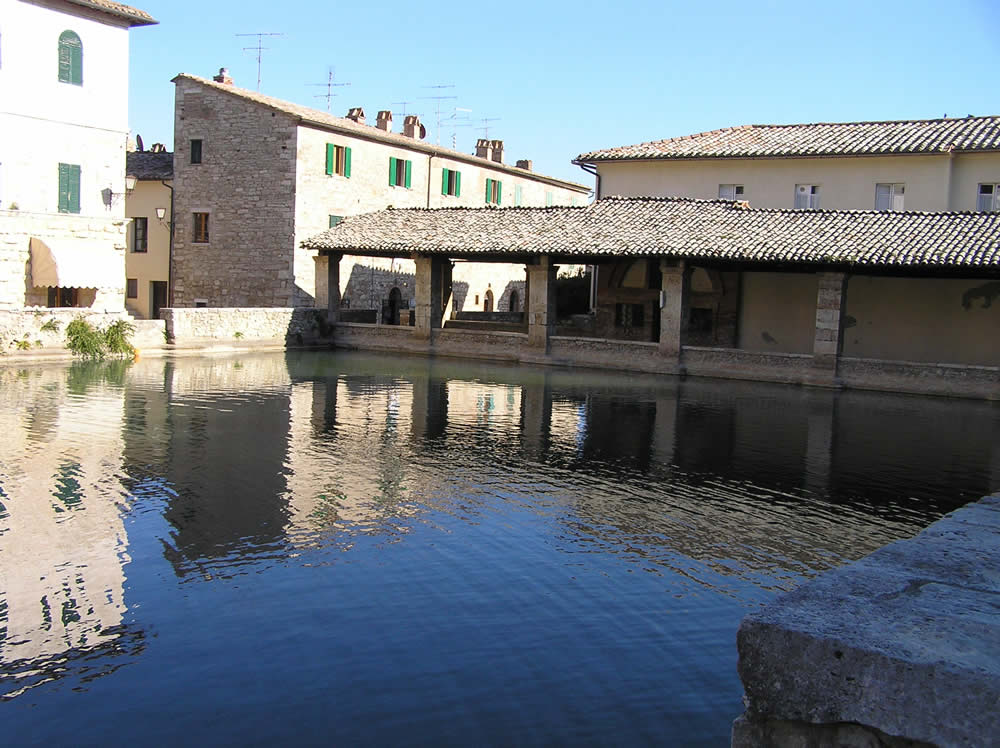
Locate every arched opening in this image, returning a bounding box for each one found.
[483,289,494,312]
[387,287,402,325]
[58,30,83,86]
[509,289,519,312]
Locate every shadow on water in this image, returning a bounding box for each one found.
[0,349,996,744]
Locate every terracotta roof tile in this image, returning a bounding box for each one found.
[577,117,1000,161]
[126,151,173,180]
[63,0,156,25]
[302,196,1000,270]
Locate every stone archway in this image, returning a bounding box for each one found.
[483,288,494,312]
[509,289,519,312]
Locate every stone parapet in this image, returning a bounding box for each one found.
[161,307,331,344]
[733,493,1000,747]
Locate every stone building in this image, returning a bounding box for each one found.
[574,116,1000,344]
[170,72,590,313]
[125,148,172,319]
[0,0,156,311]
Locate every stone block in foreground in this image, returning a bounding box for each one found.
[733,493,1000,747]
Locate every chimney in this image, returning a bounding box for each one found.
[346,107,366,125]
[515,159,532,171]
[490,139,504,164]
[212,67,233,85]
[475,138,493,160]
[403,115,425,139]
[376,110,393,132]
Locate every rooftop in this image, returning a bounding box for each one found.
[577,116,1000,162]
[62,0,157,26]
[302,196,1000,270]
[173,74,589,194]
[126,151,173,180]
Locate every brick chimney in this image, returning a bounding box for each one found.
[475,138,493,160]
[346,107,366,125]
[403,115,424,139]
[490,139,504,164]
[212,67,233,85]
[516,159,532,171]
[376,110,393,132]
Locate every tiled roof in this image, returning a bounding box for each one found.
[173,74,589,193]
[577,116,1000,161]
[126,151,173,180]
[63,0,157,25]
[302,196,1000,270]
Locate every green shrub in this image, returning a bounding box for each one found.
[233,331,244,339]
[40,318,61,333]
[15,339,31,351]
[65,317,135,360]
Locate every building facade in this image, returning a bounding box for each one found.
[0,0,155,311]
[124,149,172,319]
[170,72,590,313]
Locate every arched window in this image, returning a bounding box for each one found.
[58,30,83,85]
[483,289,494,312]
[509,289,519,312]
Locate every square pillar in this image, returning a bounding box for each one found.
[526,256,557,348]
[809,272,849,386]
[326,252,343,321]
[415,254,444,339]
[658,259,691,361]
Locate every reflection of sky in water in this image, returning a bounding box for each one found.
[0,352,996,745]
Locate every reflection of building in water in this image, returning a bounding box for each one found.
[0,365,132,685]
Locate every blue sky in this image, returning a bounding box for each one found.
[128,0,1000,185]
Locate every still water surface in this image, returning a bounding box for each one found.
[1,351,997,745]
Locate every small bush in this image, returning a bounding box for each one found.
[233,331,244,339]
[40,318,61,333]
[15,339,31,351]
[65,317,135,360]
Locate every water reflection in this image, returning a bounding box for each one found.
[0,351,996,744]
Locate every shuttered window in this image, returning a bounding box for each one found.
[514,184,523,206]
[57,163,81,213]
[485,178,502,205]
[718,184,744,201]
[329,215,343,228]
[977,184,999,212]
[389,157,412,188]
[794,184,820,210]
[875,183,905,211]
[325,144,351,177]
[441,168,461,197]
[58,30,83,86]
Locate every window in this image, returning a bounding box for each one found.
[325,144,351,177]
[48,287,78,307]
[58,30,83,86]
[514,184,523,206]
[58,163,81,213]
[794,184,820,210]
[126,278,138,298]
[193,212,210,243]
[545,191,554,207]
[389,157,412,188]
[132,217,148,252]
[190,139,202,164]
[977,184,1000,212]
[718,184,744,200]
[614,303,644,329]
[328,215,343,228]
[875,183,905,211]
[486,178,502,205]
[441,168,461,197]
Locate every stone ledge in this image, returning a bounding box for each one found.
[733,494,1000,747]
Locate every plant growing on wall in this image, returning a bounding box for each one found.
[40,318,61,333]
[65,318,135,360]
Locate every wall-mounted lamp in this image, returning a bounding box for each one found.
[102,176,139,208]
[155,207,166,220]
[125,175,138,193]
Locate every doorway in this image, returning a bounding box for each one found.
[151,281,168,320]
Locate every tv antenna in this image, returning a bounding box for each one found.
[390,101,417,118]
[236,32,283,91]
[420,84,457,145]
[444,107,473,149]
[308,67,350,112]
[476,117,501,140]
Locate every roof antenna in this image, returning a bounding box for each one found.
[307,67,350,112]
[420,84,457,145]
[476,117,501,140]
[236,32,283,91]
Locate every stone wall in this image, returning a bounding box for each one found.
[161,307,328,344]
[171,80,300,307]
[0,309,164,354]
[0,209,126,311]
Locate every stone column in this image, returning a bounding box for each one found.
[326,252,343,322]
[414,254,444,339]
[526,256,557,349]
[659,259,691,363]
[441,261,454,322]
[809,272,849,386]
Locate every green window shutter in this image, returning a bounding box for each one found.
[389,157,397,185]
[58,31,82,85]
[58,163,80,214]
[442,168,449,195]
[404,160,412,189]
[329,215,342,228]
[57,164,68,212]
[455,171,461,197]
[485,178,492,202]
[496,180,501,206]
[71,41,82,85]
[325,144,334,175]
[344,147,352,178]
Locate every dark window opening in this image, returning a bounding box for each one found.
[126,278,138,298]
[190,139,203,164]
[48,287,79,307]
[132,217,148,252]
[689,307,714,334]
[615,303,644,329]
[193,212,209,243]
